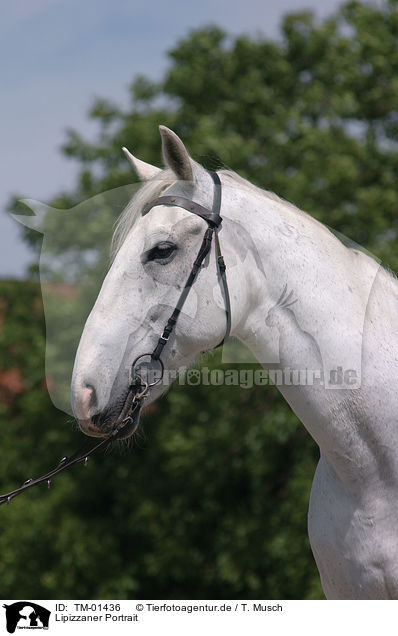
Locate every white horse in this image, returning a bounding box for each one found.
[71,126,398,599]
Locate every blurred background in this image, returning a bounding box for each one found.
[1,0,398,599]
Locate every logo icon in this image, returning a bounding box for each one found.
[3,603,50,633]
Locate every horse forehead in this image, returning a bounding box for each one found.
[139,205,204,235]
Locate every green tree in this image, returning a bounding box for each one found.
[3,0,398,599]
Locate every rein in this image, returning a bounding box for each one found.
[0,171,231,507]
[0,380,147,506]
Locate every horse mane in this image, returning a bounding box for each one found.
[218,169,306,217]
[218,170,391,276]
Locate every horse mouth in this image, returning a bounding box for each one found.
[112,407,142,440]
[84,389,143,440]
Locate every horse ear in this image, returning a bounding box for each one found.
[159,126,193,182]
[122,147,161,181]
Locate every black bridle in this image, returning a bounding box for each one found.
[0,171,231,505]
[132,170,230,384]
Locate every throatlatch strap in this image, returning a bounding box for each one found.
[214,230,231,347]
[209,171,230,348]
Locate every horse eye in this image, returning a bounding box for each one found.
[144,242,177,263]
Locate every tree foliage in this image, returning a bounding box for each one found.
[2,0,398,599]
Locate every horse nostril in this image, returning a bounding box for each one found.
[85,384,97,410]
[75,383,98,421]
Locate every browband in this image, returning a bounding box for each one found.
[142,195,223,228]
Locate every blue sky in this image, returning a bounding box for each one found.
[1,0,345,277]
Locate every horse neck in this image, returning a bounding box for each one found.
[226,181,380,482]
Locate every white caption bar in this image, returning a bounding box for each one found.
[1,599,396,635]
